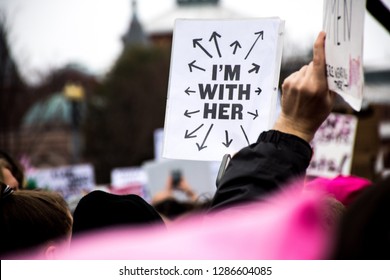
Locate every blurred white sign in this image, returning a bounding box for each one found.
[323,0,366,111]
[163,18,284,161]
[26,164,95,200]
[307,113,358,178]
[110,167,148,198]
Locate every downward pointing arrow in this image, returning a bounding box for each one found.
[222,130,233,147]
[196,124,214,151]
[185,124,204,139]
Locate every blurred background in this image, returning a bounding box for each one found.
[0,0,389,204]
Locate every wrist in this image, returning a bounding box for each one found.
[273,115,314,143]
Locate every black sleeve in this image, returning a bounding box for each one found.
[209,130,313,211]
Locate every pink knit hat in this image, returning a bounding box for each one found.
[305,175,372,206]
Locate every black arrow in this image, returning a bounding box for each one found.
[229,40,242,55]
[185,124,204,139]
[196,124,214,151]
[247,110,259,120]
[184,109,200,118]
[248,63,260,74]
[188,60,206,72]
[185,87,195,95]
[240,125,250,146]
[255,87,262,95]
[209,31,222,58]
[222,130,233,148]
[245,31,264,60]
[193,38,213,58]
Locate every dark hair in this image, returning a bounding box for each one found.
[72,191,165,236]
[332,177,390,259]
[0,150,24,189]
[0,183,72,256]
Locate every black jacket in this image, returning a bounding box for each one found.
[210,130,313,211]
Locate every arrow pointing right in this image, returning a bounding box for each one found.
[248,63,260,74]
[255,87,262,95]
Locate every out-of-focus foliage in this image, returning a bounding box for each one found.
[84,45,171,183]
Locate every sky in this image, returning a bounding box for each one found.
[1,0,390,84]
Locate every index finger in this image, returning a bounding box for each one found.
[312,31,326,76]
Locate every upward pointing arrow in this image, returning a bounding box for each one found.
[209,31,222,58]
[245,31,264,60]
[193,38,213,58]
[230,40,242,55]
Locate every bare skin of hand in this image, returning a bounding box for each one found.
[273,31,335,143]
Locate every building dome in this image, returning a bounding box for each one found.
[22,93,72,127]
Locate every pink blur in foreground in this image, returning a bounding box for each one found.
[17,183,334,260]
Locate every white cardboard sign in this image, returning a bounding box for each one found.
[163,18,284,161]
[307,113,358,178]
[323,0,366,111]
[26,164,95,200]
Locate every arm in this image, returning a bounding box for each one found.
[210,32,335,211]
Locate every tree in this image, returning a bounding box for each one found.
[84,45,171,183]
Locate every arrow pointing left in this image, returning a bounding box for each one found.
[188,60,206,72]
[184,110,200,118]
[185,87,195,95]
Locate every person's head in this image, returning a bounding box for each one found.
[0,159,19,190]
[0,150,24,190]
[332,176,390,259]
[72,191,165,237]
[0,183,73,258]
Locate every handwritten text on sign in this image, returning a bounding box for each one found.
[307,113,358,178]
[163,18,284,161]
[323,0,366,111]
[26,164,95,200]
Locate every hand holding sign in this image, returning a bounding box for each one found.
[274,32,336,143]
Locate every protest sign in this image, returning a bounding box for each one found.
[26,164,95,200]
[307,113,358,178]
[110,167,148,198]
[323,0,366,111]
[163,18,284,161]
